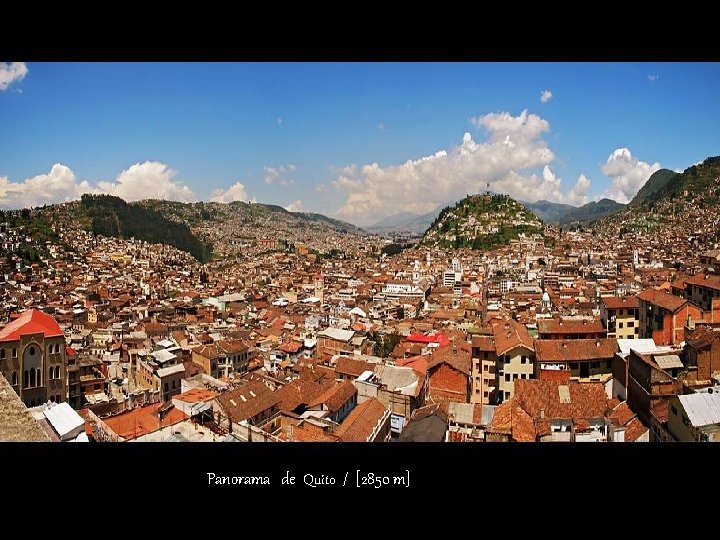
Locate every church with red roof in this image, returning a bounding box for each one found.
[0,309,67,408]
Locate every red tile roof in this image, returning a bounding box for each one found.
[492,319,534,355]
[685,273,720,292]
[535,338,618,363]
[334,397,388,442]
[335,357,374,378]
[601,296,640,310]
[0,309,64,342]
[538,317,607,336]
[513,379,609,421]
[307,380,357,412]
[636,289,688,313]
[103,403,187,440]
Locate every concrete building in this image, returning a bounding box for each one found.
[493,320,535,402]
[667,388,720,442]
[637,289,702,346]
[600,296,640,340]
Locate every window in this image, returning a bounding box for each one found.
[36,368,42,386]
[55,366,61,379]
[569,362,578,370]
[475,389,480,394]
[483,352,488,359]
[172,379,176,389]
[521,355,527,364]
[591,361,600,369]
[29,369,36,387]
[513,373,519,381]
[12,348,17,359]
[605,360,612,369]
[484,391,489,398]
[483,364,488,372]
[505,391,511,400]
[29,346,35,356]
[0,349,5,359]
[23,370,29,388]
[11,371,17,386]
[618,322,624,329]
[627,321,634,328]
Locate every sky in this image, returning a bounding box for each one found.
[1,62,718,226]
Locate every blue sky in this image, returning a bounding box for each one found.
[1,62,718,225]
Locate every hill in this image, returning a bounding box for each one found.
[629,169,678,207]
[421,194,543,250]
[523,200,576,223]
[558,198,626,225]
[81,194,213,262]
[629,157,720,208]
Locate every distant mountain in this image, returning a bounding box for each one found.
[523,200,576,223]
[558,198,626,225]
[421,194,543,250]
[366,207,444,235]
[630,157,720,207]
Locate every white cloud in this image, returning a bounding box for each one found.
[315,183,327,192]
[540,89,553,104]
[0,161,197,209]
[209,181,254,204]
[0,62,28,91]
[600,148,661,203]
[97,161,196,202]
[277,117,283,125]
[334,109,557,224]
[0,164,93,208]
[285,199,303,212]
[264,165,295,186]
[565,174,592,206]
[648,74,658,82]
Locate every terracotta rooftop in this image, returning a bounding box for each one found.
[513,379,610,421]
[174,387,217,403]
[601,295,640,310]
[538,317,607,336]
[636,289,689,313]
[491,319,534,355]
[334,397,388,442]
[275,377,325,412]
[216,381,280,423]
[471,335,495,352]
[307,380,357,412]
[535,338,618,363]
[103,402,187,441]
[335,356,375,378]
[685,272,720,292]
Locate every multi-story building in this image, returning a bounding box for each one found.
[0,309,67,408]
[493,320,535,402]
[685,273,720,313]
[535,338,618,383]
[471,334,496,405]
[637,289,702,346]
[600,296,640,340]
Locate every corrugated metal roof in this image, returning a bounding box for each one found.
[157,363,185,378]
[448,402,474,424]
[43,402,85,438]
[655,354,683,369]
[679,392,720,427]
